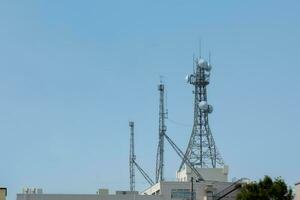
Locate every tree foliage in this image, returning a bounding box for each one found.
[236,176,293,200]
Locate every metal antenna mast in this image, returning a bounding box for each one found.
[179,56,224,170]
[129,121,154,188]
[129,121,135,191]
[155,81,167,183]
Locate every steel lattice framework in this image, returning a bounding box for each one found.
[129,121,135,191]
[155,83,167,183]
[179,57,224,170]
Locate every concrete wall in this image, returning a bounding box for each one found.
[17,194,161,200]
[17,180,240,200]
[163,181,236,200]
[296,183,300,200]
[0,188,7,200]
[143,181,238,200]
[176,166,229,182]
[143,183,161,195]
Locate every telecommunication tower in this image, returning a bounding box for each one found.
[129,121,135,191]
[155,83,167,183]
[179,57,224,170]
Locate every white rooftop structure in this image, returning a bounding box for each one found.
[22,188,43,195]
[17,181,241,200]
[17,193,161,200]
[17,167,243,200]
[176,165,229,182]
[141,165,241,200]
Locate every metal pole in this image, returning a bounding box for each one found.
[129,121,135,191]
[156,83,166,183]
[191,177,194,200]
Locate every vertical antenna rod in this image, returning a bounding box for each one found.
[129,121,135,191]
[155,82,167,183]
[199,39,202,58]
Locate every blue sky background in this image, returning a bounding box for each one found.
[0,0,300,199]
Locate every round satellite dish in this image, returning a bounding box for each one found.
[199,101,208,110]
[208,105,213,113]
[199,101,207,106]
[206,64,212,71]
[185,75,189,81]
[198,59,205,65]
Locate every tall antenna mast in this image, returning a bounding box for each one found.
[129,121,135,191]
[155,81,167,183]
[179,55,224,170]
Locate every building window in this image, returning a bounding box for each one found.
[171,189,195,200]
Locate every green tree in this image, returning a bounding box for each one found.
[236,176,293,200]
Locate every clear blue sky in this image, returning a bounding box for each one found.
[0,0,300,199]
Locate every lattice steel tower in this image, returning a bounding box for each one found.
[155,83,167,183]
[179,57,224,170]
[129,121,136,191]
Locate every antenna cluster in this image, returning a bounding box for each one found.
[180,55,224,169]
[128,47,225,191]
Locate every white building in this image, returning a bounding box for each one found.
[142,165,242,200]
[17,166,244,200]
[176,166,229,183]
[17,193,161,200]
